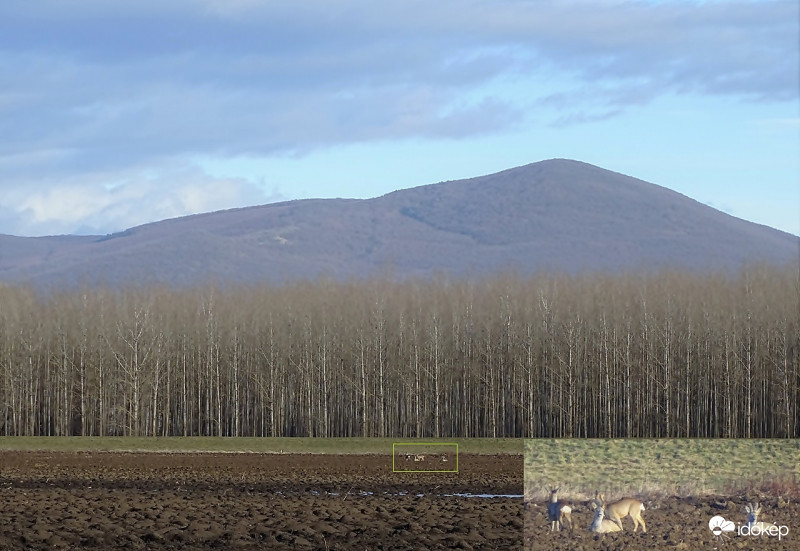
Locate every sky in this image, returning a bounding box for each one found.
[1,0,798,237]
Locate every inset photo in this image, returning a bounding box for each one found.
[524,439,800,550]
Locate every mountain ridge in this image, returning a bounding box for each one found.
[1,159,797,289]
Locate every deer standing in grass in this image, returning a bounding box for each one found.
[547,487,573,532]
[745,502,776,532]
[590,498,622,533]
[592,492,646,533]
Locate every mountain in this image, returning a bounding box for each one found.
[1,159,797,289]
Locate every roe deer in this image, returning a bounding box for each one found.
[745,502,776,532]
[413,454,425,462]
[547,487,573,532]
[593,492,647,533]
[590,498,622,533]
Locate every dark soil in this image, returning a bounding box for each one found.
[0,450,522,550]
[525,495,800,550]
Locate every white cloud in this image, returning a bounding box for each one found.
[21,186,109,225]
[2,163,277,236]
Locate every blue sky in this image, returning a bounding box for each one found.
[1,0,798,237]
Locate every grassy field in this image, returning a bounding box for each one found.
[524,439,800,501]
[0,436,523,455]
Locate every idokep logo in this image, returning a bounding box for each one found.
[708,515,790,541]
[708,516,735,540]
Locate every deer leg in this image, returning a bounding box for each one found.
[634,513,646,533]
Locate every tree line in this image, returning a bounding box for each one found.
[0,266,797,438]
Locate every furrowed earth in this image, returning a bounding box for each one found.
[0,450,522,550]
[524,495,800,550]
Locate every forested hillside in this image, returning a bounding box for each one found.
[0,266,797,438]
[2,160,798,289]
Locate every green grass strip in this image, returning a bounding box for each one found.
[524,439,800,500]
[0,436,523,455]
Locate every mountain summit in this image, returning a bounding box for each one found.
[1,159,797,288]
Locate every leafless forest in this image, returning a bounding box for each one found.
[0,266,797,438]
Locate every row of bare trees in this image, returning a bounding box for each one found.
[0,266,797,438]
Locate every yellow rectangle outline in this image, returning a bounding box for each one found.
[392,442,459,472]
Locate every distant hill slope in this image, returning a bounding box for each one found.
[1,159,797,289]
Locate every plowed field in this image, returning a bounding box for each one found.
[0,450,522,550]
